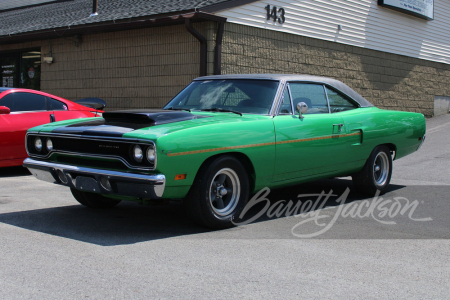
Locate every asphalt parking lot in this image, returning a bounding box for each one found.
[0,114,449,299]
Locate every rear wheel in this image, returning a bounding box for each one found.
[70,188,121,208]
[352,145,393,195]
[185,155,249,229]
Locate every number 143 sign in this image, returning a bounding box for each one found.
[265,4,286,24]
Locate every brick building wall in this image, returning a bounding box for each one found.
[0,24,203,110]
[2,21,449,116]
[220,23,450,117]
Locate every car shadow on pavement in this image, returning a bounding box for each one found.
[0,166,31,177]
[0,200,212,246]
[0,178,406,245]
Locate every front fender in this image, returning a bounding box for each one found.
[153,117,276,198]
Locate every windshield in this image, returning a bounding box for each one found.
[164,79,279,114]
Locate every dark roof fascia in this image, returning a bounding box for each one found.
[0,11,226,45]
[200,0,261,13]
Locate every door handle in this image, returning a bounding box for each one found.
[50,114,55,122]
[333,123,344,132]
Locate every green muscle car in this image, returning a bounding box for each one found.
[23,74,426,229]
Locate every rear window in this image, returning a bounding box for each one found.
[48,97,68,110]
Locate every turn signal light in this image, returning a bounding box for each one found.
[175,174,186,180]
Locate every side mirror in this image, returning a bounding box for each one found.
[296,102,308,119]
[0,106,10,115]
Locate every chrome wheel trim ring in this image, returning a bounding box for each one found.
[373,151,389,186]
[209,168,240,217]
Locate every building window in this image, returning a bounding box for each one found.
[1,49,41,90]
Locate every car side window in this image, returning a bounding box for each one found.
[48,97,68,111]
[278,86,292,115]
[289,83,329,114]
[325,87,358,113]
[0,93,14,111]
[13,92,46,112]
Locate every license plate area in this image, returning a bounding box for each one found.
[74,176,101,193]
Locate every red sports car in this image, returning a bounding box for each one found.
[0,88,105,167]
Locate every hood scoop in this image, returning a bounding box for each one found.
[102,109,207,125]
[49,109,210,138]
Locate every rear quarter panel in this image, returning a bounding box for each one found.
[342,107,426,164]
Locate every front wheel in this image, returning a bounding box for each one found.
[70,188,121,208]
[352,145,393,195]
[185,155,250,229]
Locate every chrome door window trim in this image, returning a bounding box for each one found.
[270,80,286,117]
[323,84,332,114]
[284,81,362,109]
[323,85,361,112]
[288,83,294,115]
[275,83,295,116]
[284,81,330,115]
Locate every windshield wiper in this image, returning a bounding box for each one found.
[200,108,242,116]
[164,107,192,112]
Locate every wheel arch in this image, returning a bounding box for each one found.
[193,152,256,193]
[380,143,397,159]
[354,143,396,175]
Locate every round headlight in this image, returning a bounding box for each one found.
[34,137,42,152]
[46,138,53,151]
[133,145,143,162]
[146,147,156,163]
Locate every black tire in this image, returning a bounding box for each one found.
[185,155,250,229]
[70,188,121,209]
[352,145,393,195]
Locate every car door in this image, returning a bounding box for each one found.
[273,82,348,182]
[0,92,52,162]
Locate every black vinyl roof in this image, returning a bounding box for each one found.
[0,0,232,39]
[196,74,374,107]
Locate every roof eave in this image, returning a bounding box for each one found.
[200,0,261,13]
[0,11,226,45]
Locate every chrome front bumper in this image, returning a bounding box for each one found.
[23,158,165,199]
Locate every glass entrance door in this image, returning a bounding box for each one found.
[21,50,41,90]
[0,49,41,89]
[1,54,19,87]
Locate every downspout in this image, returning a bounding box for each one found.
[185,19,207,76]
[214,20,225,75]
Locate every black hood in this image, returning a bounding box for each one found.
[102,109,199,125]
[51,109,209,137]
